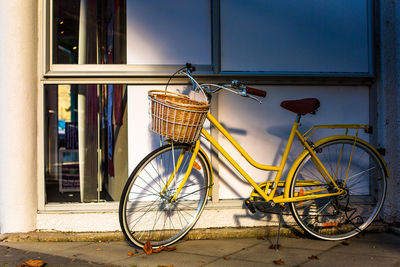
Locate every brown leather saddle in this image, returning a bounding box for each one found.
[280,98,320,115]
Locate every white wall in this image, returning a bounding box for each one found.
[217,86,369,199]
[0,0,38,233]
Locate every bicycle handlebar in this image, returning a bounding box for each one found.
[182,63,267,103]
[245,86,267,98]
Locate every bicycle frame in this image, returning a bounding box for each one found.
[168,112,380,203]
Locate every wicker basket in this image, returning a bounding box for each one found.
[148,90,210,143]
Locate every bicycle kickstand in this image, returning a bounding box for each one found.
[274,211,283,251]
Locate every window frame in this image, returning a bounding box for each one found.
[42,0,375,83]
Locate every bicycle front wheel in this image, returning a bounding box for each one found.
[289,138,386,241]
[119,143,211,248]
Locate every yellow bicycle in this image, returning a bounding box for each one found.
[119,65,388,248]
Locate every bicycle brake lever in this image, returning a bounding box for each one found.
[237,86,262,104]
[247,94,262,104]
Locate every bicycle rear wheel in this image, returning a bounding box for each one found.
[119,143,210,248]
[289,138,386,240]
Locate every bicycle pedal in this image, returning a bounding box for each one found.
[244,199,256,214]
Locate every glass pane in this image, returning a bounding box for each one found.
[44,84,128,203]
[220,0,369,73]
[52,0,211,65]
[52,0,127,64]
[126,0,211,65]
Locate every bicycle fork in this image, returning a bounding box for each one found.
[160,140,201,202]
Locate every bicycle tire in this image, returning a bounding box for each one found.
[289,138,386,241]
[119,143,211,248]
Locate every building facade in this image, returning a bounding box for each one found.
[0,0,399,234]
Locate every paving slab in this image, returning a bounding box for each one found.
[114,250,218,267]
[328,234,400,259]
[301,251,400,267]
[229,241,323,266]
[264,236,341,250]
[172,238,264,257]
[202,257,269,267]
[1,241,92,255]
[1,231,400,267]
[0,245,107,267]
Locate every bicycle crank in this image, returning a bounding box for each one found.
[245,198,288,214]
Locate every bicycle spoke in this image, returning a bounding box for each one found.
[120,143,209,248]
[290,139,386,241]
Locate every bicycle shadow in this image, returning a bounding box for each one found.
[210,123,302,198]
[208,122,309,238]
[232,209,306,240]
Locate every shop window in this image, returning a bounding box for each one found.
[52,0,126,64]
[51,0,211,66]
[44,84,128,202]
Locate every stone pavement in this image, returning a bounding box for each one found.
[1,232,400,267]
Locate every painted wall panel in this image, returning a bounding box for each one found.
[217,86,369,199]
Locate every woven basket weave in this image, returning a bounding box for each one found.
[148,90,210,143]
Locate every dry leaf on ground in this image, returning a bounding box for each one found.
[128,250,138,256]
[153,246,166,253]
[18,259,46,267]
[143,239,153,255]
[142,240,176,255]
[273,259,285,265]
[163,245,177,252]
[153,245,177,253]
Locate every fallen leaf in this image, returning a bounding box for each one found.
[19,260,46,267]
[152,245,177,253]
[273,259,284,265]
[308,255,319,260]
[128,249,138,256]
[153,246,166,253]
[96,248,103,251]
[143,239,153,255]
[223,256,230,260]
[163,245,177,252]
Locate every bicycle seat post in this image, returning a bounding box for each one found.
[296,114,301,123]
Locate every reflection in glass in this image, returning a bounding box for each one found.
[44,84,128,203]
[52,0,126,64]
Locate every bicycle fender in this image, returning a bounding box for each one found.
[283,135,390,200]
